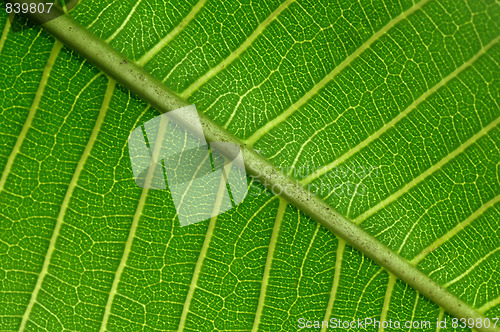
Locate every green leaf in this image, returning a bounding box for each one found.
[0,0,499,331]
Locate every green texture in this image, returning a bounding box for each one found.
[0,0,499,331]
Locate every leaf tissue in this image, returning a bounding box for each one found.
[0,0,499,331]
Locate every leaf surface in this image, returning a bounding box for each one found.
[0,0,499,331]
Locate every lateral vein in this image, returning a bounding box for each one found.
[28,10,500,331]
[321,239,346,332]
[378,274,396,332]
[245,0,430,146]
[252,197,286,332]
[411,195,500,265]
[301,34,500,185]
[137,0,207,66]
[354,116,500,224]
[176,173,228,331]
[19,78,114,331]
[180,0,295,99]
[478,296,500,314]
[105,0,144,43]
[0,41,62,192]
[443,247,500,289]
[0,13,12,54]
